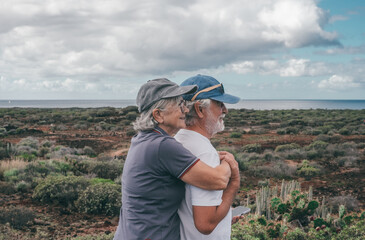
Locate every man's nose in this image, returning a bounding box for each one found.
[222,103,228,114]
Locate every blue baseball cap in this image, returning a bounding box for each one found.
[181,74,240,104]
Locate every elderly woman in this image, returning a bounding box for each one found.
[114,78,233,240]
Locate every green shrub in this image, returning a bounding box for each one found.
[306,141,329,151]
[15,180,31,193]
[126,128,135,137]
[242,144,262,153]
[307,227,333,240]
[231,221,269,240]
[339,127,351,136]
[333,220,365,240]
[0,181,16,194]
[3,169,19,182]
[275,143,301,152]
[75,183,121,216]
[286,228,307,240]
[16,136,39,149]
[0,207,35,229]
[230,132,242,138]
[88,160,123,180]
[72,233,115,240]
[126,112,138,121]
[296,160,320,179]
[83,146,96,157]
[90,178,115,185]
[33,175,90,207]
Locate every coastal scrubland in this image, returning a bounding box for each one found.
[0,107,364,239]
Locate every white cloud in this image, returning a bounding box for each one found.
[318,75,360,90]
[0,0,339,81]
[258,0,338,47]
[229,58,329,77]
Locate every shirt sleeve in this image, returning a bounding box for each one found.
[190,185,223,206]
[189,150,223,206]
[159,137,199,178]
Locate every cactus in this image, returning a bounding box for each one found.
[308,186,313,201]
[339,205,346,219]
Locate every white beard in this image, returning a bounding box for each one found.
[206,111,225,136]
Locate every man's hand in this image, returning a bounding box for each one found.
[218,151,239,180]
[232,215,244,224]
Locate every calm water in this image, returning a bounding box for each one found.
[0,99,364,110]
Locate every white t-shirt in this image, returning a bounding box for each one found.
[175,129,232,240]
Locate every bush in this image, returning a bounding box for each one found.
[242,144,263,153]
[0,181,16,194]
[83,146,96,157]
[16,136,39,149]
[72,233,115,240]
[296,160,320,179]
[75,183,121,216]
[231,221,269,240]
[286,228,307,240]
[3,168,19,182]
[328,195,360,212]
[275,143,301,152]
[90,178,115,185]
[88,160,123,180]
[0,207,35,229]
[230,132,242,138]
[339,127,351,135]
[33,175,90,207]
[249,161,296,178]
[306,141,329,151]
[333,220,365,239]
[15,180,31,193]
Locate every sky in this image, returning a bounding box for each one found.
[0,0,364,100]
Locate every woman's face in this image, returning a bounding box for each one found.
[158,97,188,135]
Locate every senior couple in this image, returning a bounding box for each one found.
[114,74,241,240]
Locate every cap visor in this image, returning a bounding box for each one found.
[211,93,240,104]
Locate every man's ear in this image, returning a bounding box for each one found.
[194,102,204,119]
[152,109,164,124]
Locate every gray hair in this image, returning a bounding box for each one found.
[133,97,180,132]
[185,99,211,126]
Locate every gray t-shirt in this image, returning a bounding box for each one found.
[114,127,199,240]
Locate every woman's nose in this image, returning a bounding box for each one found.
[184,105,189,113]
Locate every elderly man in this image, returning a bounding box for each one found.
[175,74,241,239]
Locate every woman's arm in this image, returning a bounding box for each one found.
[180,160,231,190]
[191,152,240,234]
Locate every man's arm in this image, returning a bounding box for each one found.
[180,160,231,190]
[191,152,240,234]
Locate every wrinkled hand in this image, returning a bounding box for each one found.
[218,151,240,183]
[219,151,238,174]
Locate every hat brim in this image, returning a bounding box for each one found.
[162,85,197,99]
[210,93,240,104]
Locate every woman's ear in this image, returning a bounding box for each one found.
[194,102,204,119]
[152,109,164,124]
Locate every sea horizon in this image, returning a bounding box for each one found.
[1,99,365,110]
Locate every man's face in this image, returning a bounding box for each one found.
[205,100,228,136]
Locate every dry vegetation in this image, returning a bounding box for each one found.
[0,107,364,239]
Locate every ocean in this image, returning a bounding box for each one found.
[0,99,364,110]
